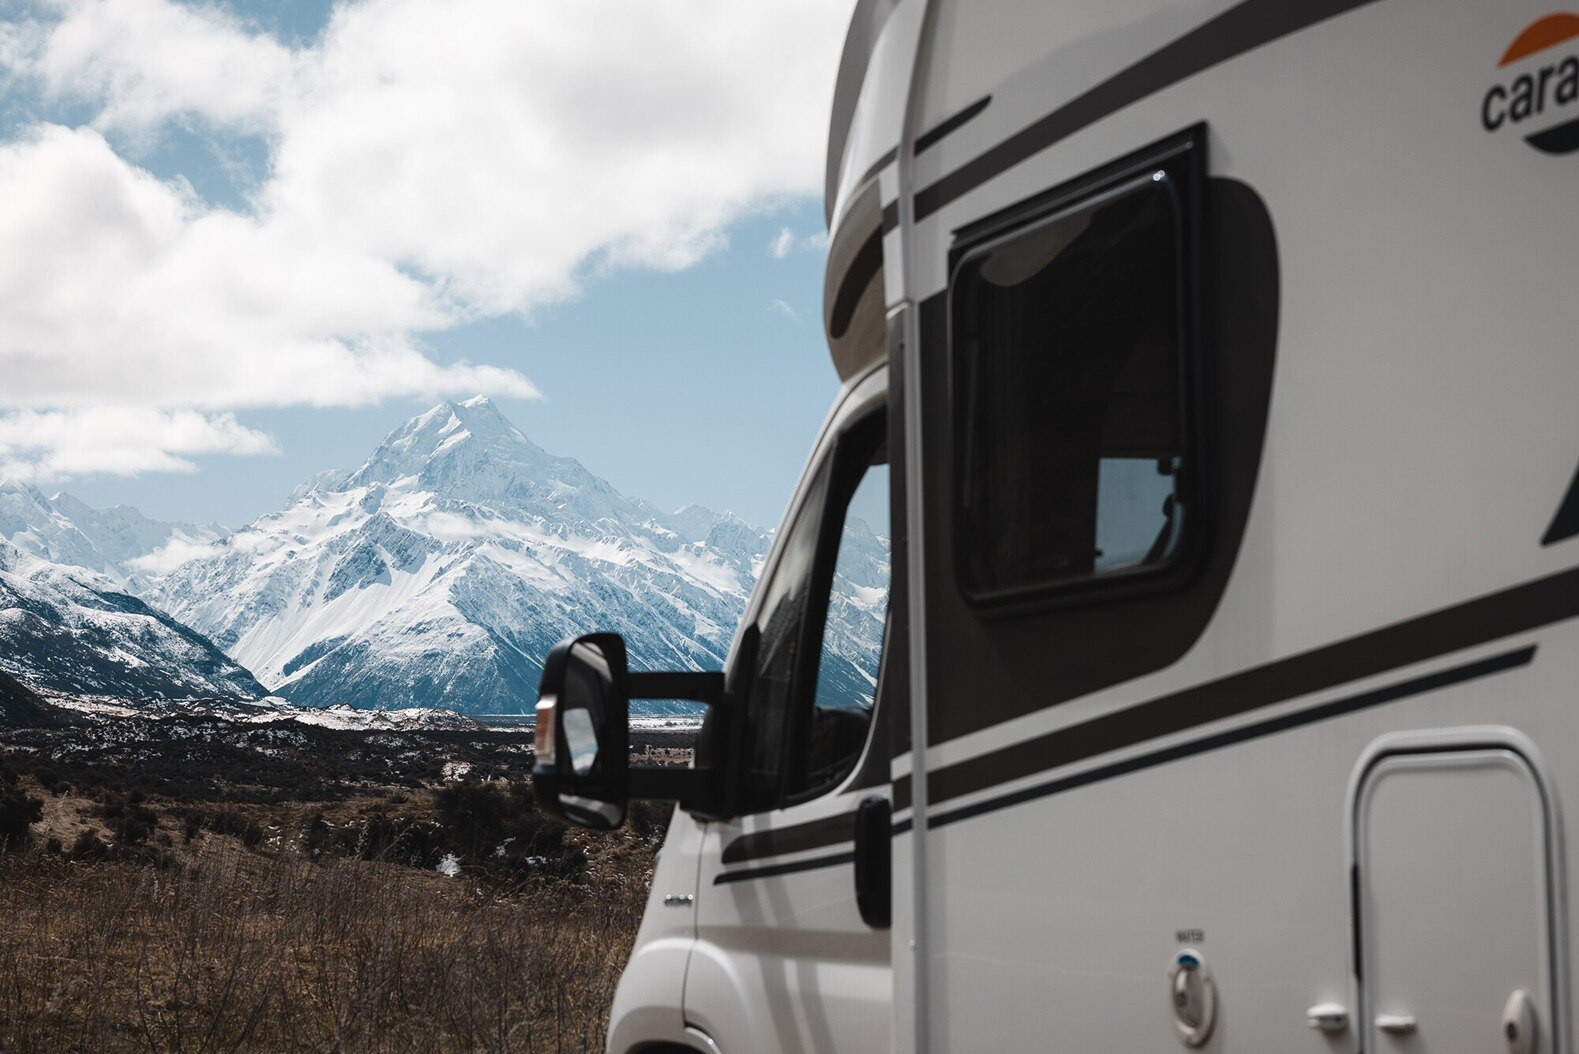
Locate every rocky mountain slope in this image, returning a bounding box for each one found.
[0,398,890,716]
[145,398,773,713]
[0,479,228,591]
[0,538,265,700]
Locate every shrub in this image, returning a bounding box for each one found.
[304,811,332,859]
[434,778,563,865]
[69,830,108,861]
[0,769,43,851]
[92,794,159,847]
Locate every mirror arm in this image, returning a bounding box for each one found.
[629,767,715,803]
[620,669,732,816]
[626,670,726,706]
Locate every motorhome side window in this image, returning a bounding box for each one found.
[742,409,890,809]
[951,166,1194,603]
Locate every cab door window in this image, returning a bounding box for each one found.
[741,464,830,808]
[741,408,891,810]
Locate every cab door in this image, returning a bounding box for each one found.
[684,381,895,1053]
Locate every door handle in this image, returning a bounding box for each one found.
[1375,1013,1417,1036]
[853,796,891,929]
[1305,1003,1348,1033]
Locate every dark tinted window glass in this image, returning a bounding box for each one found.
[953,172,1188,599]
[742,465,830,806]
[792,449,889,796]
[740,409,891,809]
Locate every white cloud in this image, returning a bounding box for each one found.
[769,225,830,259]
[0,125,538,411]
[0,0,851,478]
[770,299,797,320]
[263,0,849,314]
[770,226,796,259]
[126,531,226,574]
[30,0,294,134]
[0,406,279,481]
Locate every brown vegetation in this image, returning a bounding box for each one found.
[0,777,671,1053]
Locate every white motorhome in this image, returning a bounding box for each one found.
[532,1,1579,1050]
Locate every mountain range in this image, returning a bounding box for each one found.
[0,397,890,716]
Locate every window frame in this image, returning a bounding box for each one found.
[733,400,892,814]
[946,124,1211,613]
[780,406,889,807]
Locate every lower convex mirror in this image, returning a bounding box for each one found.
[533,633,629,829]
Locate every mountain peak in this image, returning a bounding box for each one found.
[347,395,542,491]
[0,476,50,502]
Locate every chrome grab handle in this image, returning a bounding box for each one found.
[1305,1003,1348,1033]
[1375,1013,1418,1036]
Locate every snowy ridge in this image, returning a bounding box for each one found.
[42,690,479,731]
[0,397,889,716]
[0,538,264,700]
[0,478,229,591]
[146,397,788,714]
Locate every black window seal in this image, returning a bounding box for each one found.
[945,123,1213,615]
[780,404,891,809]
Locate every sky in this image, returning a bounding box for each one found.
[0,0,855,530]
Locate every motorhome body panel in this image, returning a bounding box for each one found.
[605,810,706,1053]
[613,0,1579,1049]
[676,368,896,1053]
[892,0,1579,1050]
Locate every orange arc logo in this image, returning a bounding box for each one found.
[1500,12,1579,66]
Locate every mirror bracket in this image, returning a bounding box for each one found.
[627,671,726,707]
[627,669,730,815]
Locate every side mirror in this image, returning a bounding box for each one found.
[533,633,732,829]
[533,633,629,829]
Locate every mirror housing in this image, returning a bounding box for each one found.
[533,632,732,828]
[533,633,630,829]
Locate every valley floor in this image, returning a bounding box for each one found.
[0,711,694,1052]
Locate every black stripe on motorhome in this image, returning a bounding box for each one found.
[900,563,1579,813]
[721,554,1579,872]
[911,0,1383,224]
[712,646,1535,882]
[922,645,1536,831]
[914,96,991,155]
[722,810,857,865]
[858,148,899,196]
[1543,460,1579,545]
[713,850,857,886]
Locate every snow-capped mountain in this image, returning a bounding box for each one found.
[42,690,479,732]
[0,537,265,700]
[0,398,890,717]
[0,478,229,590]
[139,398,756,713]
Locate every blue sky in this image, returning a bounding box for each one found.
[0,0,852,529]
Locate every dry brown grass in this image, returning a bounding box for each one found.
[0,830,651,1053]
